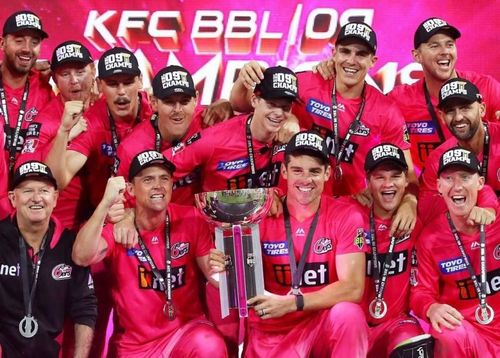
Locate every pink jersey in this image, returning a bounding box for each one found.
[338,197,421,326]
[1,70,54,168]
[165,114,285,193]
[418,122,500,224]
[249,196,367,333]
[69,93,152,207]
[389,70,500,175]
[411,214,500,344]
[116,107,205,205]
[18,95,91,231]
[101,204,212,354]
[293,71,410,196]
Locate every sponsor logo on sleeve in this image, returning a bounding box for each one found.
[262,241,288,256]
[438,256,467,275]
[306,99,332,121]
[354,228,365,250]
[51,263,73,280]
[100,143,115,157]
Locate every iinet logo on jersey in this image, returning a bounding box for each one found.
[0,263,20,277]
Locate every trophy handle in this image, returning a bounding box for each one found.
[250,224,265,298]
[232,225,248,317]
[215,227,231,318]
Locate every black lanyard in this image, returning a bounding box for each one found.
[0,77,30,173]
[423,81,446,143]
[368,210,396,319]
[151,113,162,152]
[480,122,490,180]
[18,222,53,337]
[108,96,142,175]
[446,212,493,325]
[133,215,176,320]
[245,115,273,178]
[283,200,320,294]
[330,80,366,179]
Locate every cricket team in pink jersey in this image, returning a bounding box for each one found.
[0,8,499,358]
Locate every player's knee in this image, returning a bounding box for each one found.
[430,323,468,345]
[185,324,228,358]
[328,301,365,326]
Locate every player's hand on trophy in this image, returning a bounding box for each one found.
[391,193,417,237]
[427,303,463,333]
[248,294,296,320]
[312,58,335,80]
[209,248,228,273]
[466,206,496,226]
[113,208,138,249]
[275,113,300,144]
[239,61,266,90]
[60,100,85,133]
[202,99,234,128]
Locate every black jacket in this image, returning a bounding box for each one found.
[0,216,97,358]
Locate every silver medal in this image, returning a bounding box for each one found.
[19,315,38,338]
[475,304,494,325]
[163,302,176,321]
[368,299,387,319]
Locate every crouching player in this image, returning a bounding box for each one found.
[411,147,499,357]
[211,131,368,357]
[349,144,432,357]
[72,150,227,357]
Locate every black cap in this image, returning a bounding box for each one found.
[98,47,140,79]
[3,11,48,39]
[364,144,408,173]
[11,161,57,190]
[51,41,94,71]
[285,130,329,163]
[152,65,196,99]
[128,150,176,181]
[414,17,461,49]
[438,147,481,176]
[254,66,298,101]
[336,22,377,54]
[438,78,482,110]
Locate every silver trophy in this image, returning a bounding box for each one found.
[195,188,273,318]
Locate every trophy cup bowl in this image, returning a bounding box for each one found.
[195,188,273,318]
[195,188,273,226]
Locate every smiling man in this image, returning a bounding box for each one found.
[0,161,96,357]
[164,65,298,194]
[230,22,417,236]
[210,130,368,357]
[116,65,207,205]
[388,17,500,175]
[411,147,500,357]
[72,151,227,357]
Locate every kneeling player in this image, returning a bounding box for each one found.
[411,147,499,357]
[73,151,227,357]
[211,131,368,357]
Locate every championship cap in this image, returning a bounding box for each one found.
[336,22,377,54]
[438,147,481,176]
[364,143,408,173]
[438,78,482,110]
[11,161,57,190]
[254,66,298,101]
[51,40,94,71]
[128,150,176,181]
[152,65,196,99]
[285,130,329,164]
[98,47,140,79]
[414,17,461,49]
[3,10,48,39]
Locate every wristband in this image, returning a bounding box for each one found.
[295,293,304,311]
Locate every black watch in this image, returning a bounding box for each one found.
[294,293,304,311]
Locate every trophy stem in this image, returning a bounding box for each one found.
[233,225,249,317]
